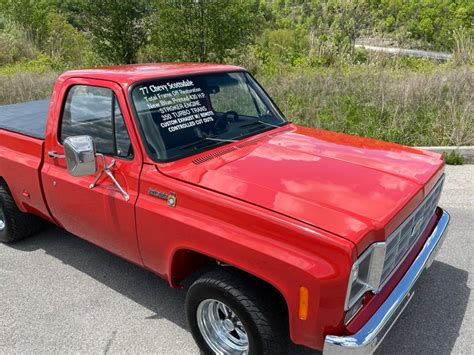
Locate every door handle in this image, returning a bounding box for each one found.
[48,151,65,159]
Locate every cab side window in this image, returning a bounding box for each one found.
[60,85,133,159]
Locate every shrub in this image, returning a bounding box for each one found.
[259,66,474,147]
[452,27,473,66]
[0,71,58,105]
[443,151,465,165]
[45,13,90,67]
[0,21,37,65]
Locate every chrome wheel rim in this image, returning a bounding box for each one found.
[197,299,249,354]
[0,208,5,231]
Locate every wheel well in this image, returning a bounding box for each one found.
[0,177,13,194]
[0,177,11,196]
[171,249,289,323]
[170,249,215,287]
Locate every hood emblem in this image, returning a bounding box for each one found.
[148,188,177,207]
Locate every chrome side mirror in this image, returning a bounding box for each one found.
[63,135,129,201]
[63,135,98,177]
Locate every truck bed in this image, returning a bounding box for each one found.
[0,100,50,139]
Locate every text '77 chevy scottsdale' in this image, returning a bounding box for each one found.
[0,64,449,354]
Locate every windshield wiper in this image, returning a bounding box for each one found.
[239,120,281,129]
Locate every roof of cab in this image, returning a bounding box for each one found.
[59,63,245,88]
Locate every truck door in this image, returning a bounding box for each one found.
[41,78,143,264]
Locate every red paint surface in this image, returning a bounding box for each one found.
[161,124,444,254]
[0,64,445,351]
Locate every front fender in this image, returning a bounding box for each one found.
[136,165,355,350]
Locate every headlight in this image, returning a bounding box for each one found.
[344,242,386,313]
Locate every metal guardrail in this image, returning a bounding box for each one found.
[355,44,452,61]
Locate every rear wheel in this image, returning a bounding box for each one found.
[0,205,6,233]
[0,183,44,243]
[186,268,288,355]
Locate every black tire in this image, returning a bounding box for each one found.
[0,182,44,243]
[186,268,289,355]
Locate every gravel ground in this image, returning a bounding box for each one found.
[0,165,472,354]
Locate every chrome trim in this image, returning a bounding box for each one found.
[368,244,386,290]
[89,154,130,202]
[63,136,98,176]
[48,151,66,159]
[0,203,5,231]
[197,299,249,354]
[379,175,444,289]
[324,208,449,354]
[344,242,386,311]
[343,176,444,315]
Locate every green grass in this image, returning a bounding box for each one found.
[0,70,58,105]
[0,55,64,76]
[443,151,465,165]
[259,65,473,147]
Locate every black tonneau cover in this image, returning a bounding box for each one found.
[0,100,50,139]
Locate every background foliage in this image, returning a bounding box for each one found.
[0,0,473,146]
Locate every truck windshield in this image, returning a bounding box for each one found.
[131,71,287,161]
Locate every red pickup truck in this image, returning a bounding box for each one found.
[0,63,449,354]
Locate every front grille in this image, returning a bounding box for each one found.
[380,175,444,285]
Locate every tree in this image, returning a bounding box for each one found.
[308,0,372,56]
[370,0,474,51]
[148,0,263,62]
[0,0,53,45]
[82,0,151,64]
[259,0,372,63]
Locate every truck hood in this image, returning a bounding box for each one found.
[159,125,444,251]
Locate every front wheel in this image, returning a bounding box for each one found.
[185,269,288,355]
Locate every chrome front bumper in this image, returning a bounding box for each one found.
[323,208,450,354]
